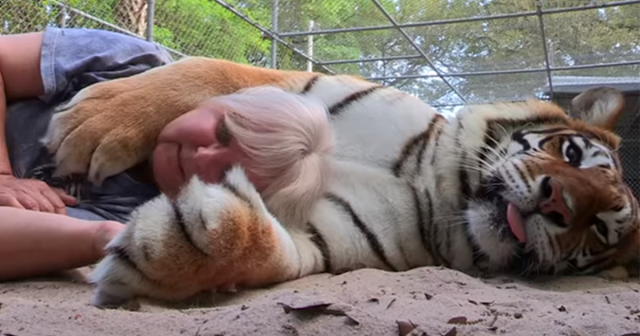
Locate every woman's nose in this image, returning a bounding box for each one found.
[178,117,218,148]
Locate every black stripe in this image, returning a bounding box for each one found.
[545,230,556,258]
[513,164,531,193]
[481,119,569,164]
[325,192,397,271]
[301,75,320,94]
[570,256,611,274]
[452,118,468,259]
[172,203,209,256]
[410,184,446,266]
[108,245,160,285]
[456,119,472,202]
[538,133,564,150]
[567,259,589,273]
[414,137,429,176]
[393,132,427,178]
[612,150,623,171]
[522,160,535,183]
[430,122,445,166]
[141,243,152,262]
[511,130,531,151]
[221,181,253,208]
[307,222,331,272]
[328,86,381,115]
[410,185,429,256]
[479,123,503,174]
[503,166,518,187]
[109,245,140,271]
[463,223,486,268]
[497,116,568,132]
[415,115,445,175]
[522,126,570,135]
[393,114,444,178]
[424,187,449,267]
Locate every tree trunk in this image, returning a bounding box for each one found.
[114,0,148,37]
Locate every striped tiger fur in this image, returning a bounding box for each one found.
[41,57,640,308]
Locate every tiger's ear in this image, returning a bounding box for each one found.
[569,87,625,131]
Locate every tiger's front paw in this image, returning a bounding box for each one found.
[597,265,630,281]
[41,66,197,185]
[89,166,300,308]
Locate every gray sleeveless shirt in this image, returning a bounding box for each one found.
[6,27,173,223]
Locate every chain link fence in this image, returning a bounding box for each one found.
[1,0,639,195]
[3,1,638,98]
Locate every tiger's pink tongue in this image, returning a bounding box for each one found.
[507,203,527,243]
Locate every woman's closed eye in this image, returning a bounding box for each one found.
[216,119,231,147]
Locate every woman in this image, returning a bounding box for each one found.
[0,27,172,280]
[0,27,333,280]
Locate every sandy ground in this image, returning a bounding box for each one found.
[0,266,639,336]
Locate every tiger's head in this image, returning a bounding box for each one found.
[466,87,639,278]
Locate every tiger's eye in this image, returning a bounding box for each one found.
[593,218,609,239]
[565,142,582,167]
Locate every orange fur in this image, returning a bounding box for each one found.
[143,195,288,294]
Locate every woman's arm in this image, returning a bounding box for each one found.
[0,31,45,174]
[0,32,45,101]
[0,206,124,280]
[0,31,76,213]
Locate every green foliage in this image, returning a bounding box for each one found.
[1,0,638,105]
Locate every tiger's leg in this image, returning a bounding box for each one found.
[89,166,323,308]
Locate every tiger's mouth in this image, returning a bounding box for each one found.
[474,177,528,244]
[464,175,555,275]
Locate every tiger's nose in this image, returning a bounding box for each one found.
[539,177,573,225]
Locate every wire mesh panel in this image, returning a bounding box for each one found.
[401,17,548,74]
[1,1,147,42]
[543,3,640,67]
[3,0,638,96]
[450,72,551,103]
[1,0,54,34]
[273,0,391,36]
[152,0,272,64]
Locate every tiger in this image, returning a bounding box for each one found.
[41,57,640,308]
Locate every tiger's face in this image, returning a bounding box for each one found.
[466,88,639,277]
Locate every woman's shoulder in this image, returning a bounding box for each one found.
[45,27,174,64]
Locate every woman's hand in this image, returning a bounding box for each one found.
[0,174,77,214]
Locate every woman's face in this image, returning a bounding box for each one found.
[152,101,263,198]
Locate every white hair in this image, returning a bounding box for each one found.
[211,86,335,227]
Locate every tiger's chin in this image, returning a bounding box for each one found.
[464,186,549,276]
[465,198,526,273]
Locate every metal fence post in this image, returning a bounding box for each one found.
[57,3,67,28]
[307,20,314,72]
[146,0,155,42]
[270,0,278,69]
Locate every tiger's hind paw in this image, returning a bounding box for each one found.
[91,283,134,309]
[89,250,146,309]
[88,165,303,307]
